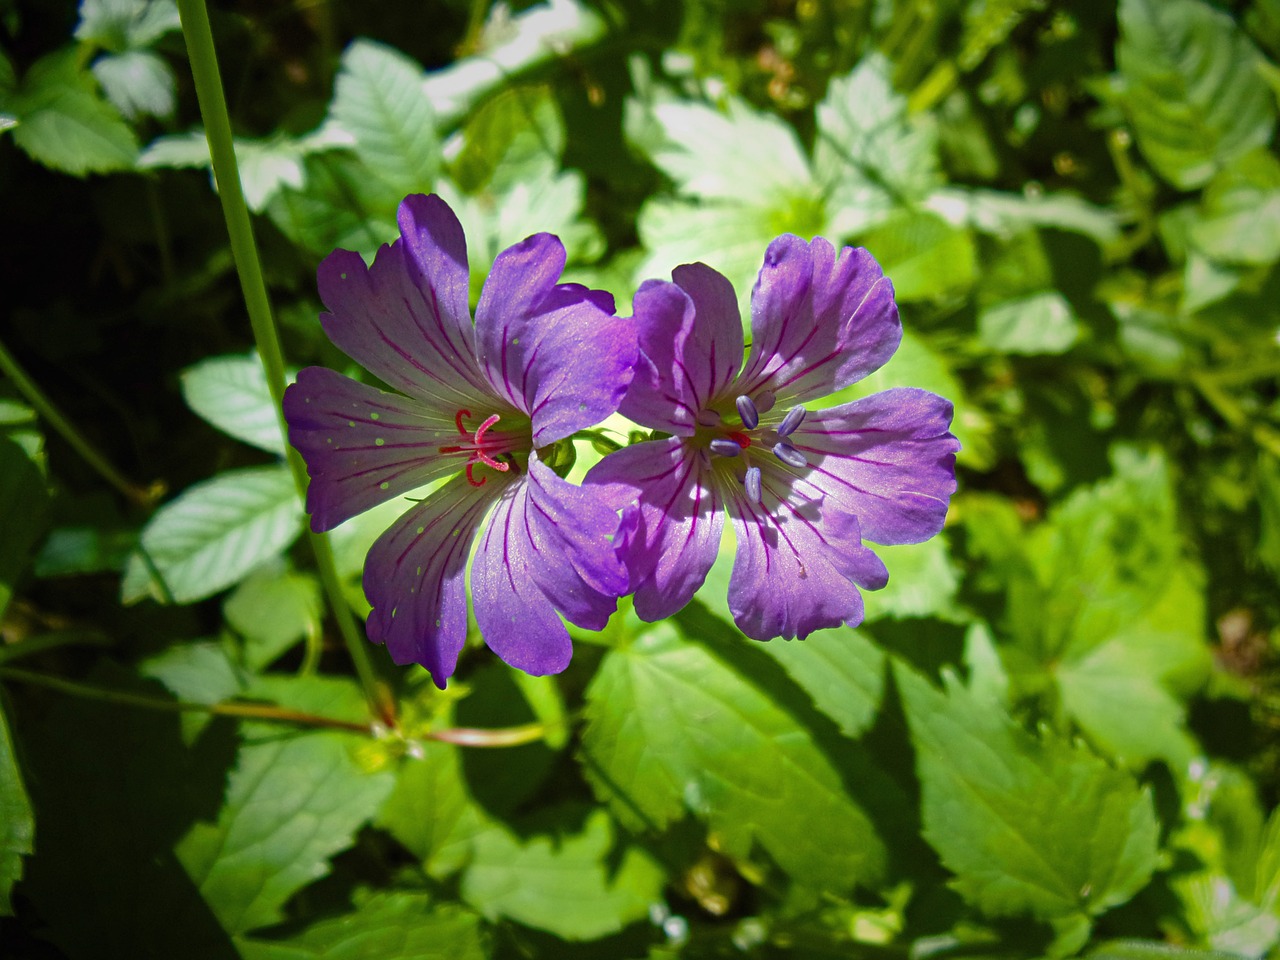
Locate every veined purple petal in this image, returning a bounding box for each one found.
[317,195,491,409]
[363,474,499,687]
[284,367,465,532]
[585,437,724,621]
[725,463,888,640]
[474,233,633,446]
[620,266,744,433]
[737,235,902,406]
[470,456,624,676]
[787,388,959,545]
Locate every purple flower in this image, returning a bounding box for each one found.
[283,194,636,687]
[585,235,959,640]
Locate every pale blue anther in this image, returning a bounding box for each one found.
[735,394,759,430]
[709,437,743,458]
[773,441,808,469]
[777,405,807,438]
[745,466,762,503]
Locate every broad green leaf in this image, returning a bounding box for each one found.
[861,210,976,302]
[10,47,137,175]
[1087,942,1250,960]
[180,354,285,455]
[141,640,247,742]
[176,676,393,935]
[581,619,887,891]
[34,525,135,577]
[0,706,33,916]
[1114,0,1276,189]
[237,893,486,960]
[452,85,564,192]
[76,0,181,51]
[926,187,1121,246]
[0,438,48,620]
[122,465,302,604]
[224,565,321,670]
[461,808,664,939]
[896,663,1159,936]
[267,152,396,258]
[978,291,1081,355]
[92,49,175,120]
[329,39,440,197]
[867,538,963,622]
[1188,151,1280,265]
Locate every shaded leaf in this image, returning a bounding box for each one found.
[0,705,32,916]
[180,354,286,455]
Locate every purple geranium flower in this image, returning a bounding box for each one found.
[585,235,959,640]
[283,194,636,687]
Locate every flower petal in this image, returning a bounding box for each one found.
[789,388,959,545]
[620,264,744,433]
[585,437,724,621]
[284,367,464,531]
[724,464,888,640]
[363,474,497,687]
[474,233,632,446]
[738,235,902,405]
[317,194,491,409]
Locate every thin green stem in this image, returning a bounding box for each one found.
[0,336,156,507]
[0,630,112,665]
[176,0,392,725]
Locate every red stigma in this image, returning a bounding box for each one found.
[449,409,512,481]
[727,430,752,449]
[454,409,471,435]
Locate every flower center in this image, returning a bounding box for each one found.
[705,393,811,504]
[439,409,523,487]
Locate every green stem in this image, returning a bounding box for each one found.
[0,336,156,507]
[176,0,393,726]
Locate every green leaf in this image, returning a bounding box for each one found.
[0,437,49,620]
[76,0,181,51]
[461,807,664,940]
[1114,0,1276,189]
[329,39,440,197]
[861,210,976,302]
[452,85,564,192]
[176,676,394,935]
[581,619,888,891]
[926,187,1121,247]
[1086,942,1250,960]
[0,705,33,916]
[92,49,175,120]
[867,538,963,622]
[180,354,285,455]
[237,893,487,960]
[223,564,322,671]
[122,465,302,604]
[10,47,137,175]
[978,291,1081,355]
[895,663,1159,935]
[141,640,247,742]
[1188,150,1280,265]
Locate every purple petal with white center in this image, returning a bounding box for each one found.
[620,264,744,433]
[725,463,888,640]
[284,366,466,532]
[470,456,626,676]
[737,235,902,405]
[585,437,724,621]
[317,196,492,409]
[787,387,959,545]
[363,474,498,687]
[474,233,632,446]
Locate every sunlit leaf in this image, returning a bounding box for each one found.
[180,354,286,455]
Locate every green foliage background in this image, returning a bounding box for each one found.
[1,0,1279,957]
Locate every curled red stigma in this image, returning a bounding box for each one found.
[454,409,472,435]
[727,430,753,449]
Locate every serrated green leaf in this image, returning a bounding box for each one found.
[176,676,394,935]
[0,706,32,916]
[861,210,976,302]
[76,0,180,51]
[581,619,887,890]
[1188,151,1280,265]
[10,47,137,175]
[896,663,1159,932]
[122,465,302,604]
[92,49,174,120]
[329,39,440,197]
[180,354,285,454]
[869,538,963,622]
[452,85,564,192]
[978,291,1081,355]
[224,565,321,670]
[926,187,1122,246]
[461,807,663,939]
[141,640,247,742]
[236,893,487,960]
[0,437,49,620]
[1115,0,1276,189]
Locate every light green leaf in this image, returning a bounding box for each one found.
[122,465,302,604]
[329,39,440,197]
[451,85,564,192]
[1114,0,1276,189]
[581,619,887,890]
[176,677,393,935]
[76,0,181,51]
[926,187,1121,246]
[92,49,174,120]
[1188,150,1280,265]
[1087,942,1250,960]
[0,706,33,916]
[224,565,321,671]
[141,640,248,743]
[180,354,285,455]
[896,663,1159,934]
[868,538,963,622]
[11,47,137,175]
[237,893,486,960]
[978,291,1081,355]
[461,808,663,940]
[861,210,976,302]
